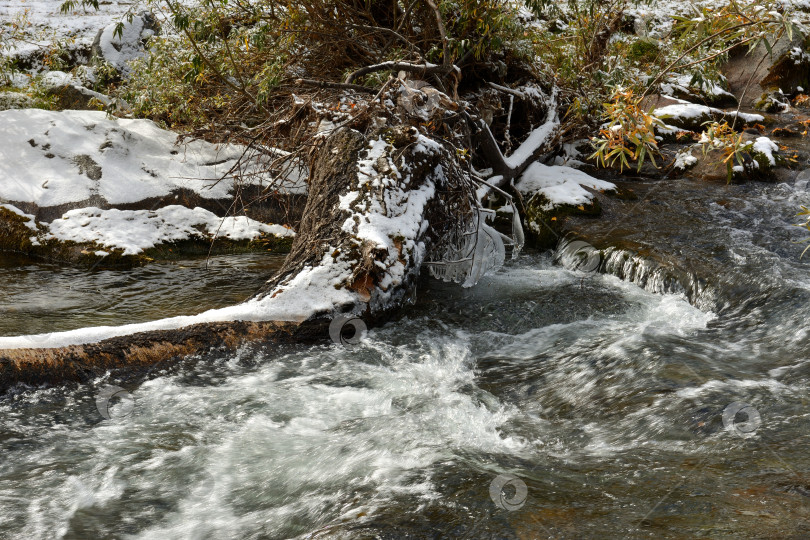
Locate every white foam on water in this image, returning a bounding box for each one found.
[675,376,798,401]
[0,331,529,539]
[130,337,528,538]
[1,249,806,537]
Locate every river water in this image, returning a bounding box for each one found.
[1,178,809,538]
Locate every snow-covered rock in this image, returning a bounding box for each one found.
[754,90,791,113]
[515,163,616,209]
[0,201,295,266]
[687,134,781,183]
[653,102,764,131]
[660,73,738,108]
[38,71,128,111]
[751,136,780,168]
[515,162,615,248]
[45,205,294,255]
[91,12,158,75]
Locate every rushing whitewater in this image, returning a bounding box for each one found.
[2,179,810,537]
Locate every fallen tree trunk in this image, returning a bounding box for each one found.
[0,68,563,394]
[0,320,314,390]
[0,123,472,392]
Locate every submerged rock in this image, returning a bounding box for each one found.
[754,90,791,113]
[684,134,782,183]
[523,193,602,249]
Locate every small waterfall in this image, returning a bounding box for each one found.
[554,236,719,311]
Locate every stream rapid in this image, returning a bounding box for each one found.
[1,178,809,538]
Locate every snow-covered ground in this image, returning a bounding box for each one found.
[1,0,132,58]
[0,109,294,207]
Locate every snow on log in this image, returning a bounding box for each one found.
[475,86,560,194]
[0,125,472,390]
[252,125,470,316]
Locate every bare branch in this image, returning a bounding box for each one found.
[487,82,526,98]
[344,61,459,84]
[342,23,423,60]
[294,78,376,94]
[424,0,450,65]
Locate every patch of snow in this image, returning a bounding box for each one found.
[95,13,152,75]
[752,136,779,166]
[654,103,764,123]
[515,163,615,210]
[39,70,79,87]
[655,122,691,138]
[338,191,360,210]
[654,103,711,120]
[789,46,810,65]
[674,150,698,170]
[44,205,293,255]
[0,109,293,208]
[732,110,765,122]
[503,89,559,169]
